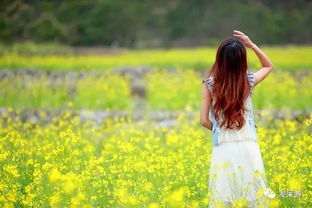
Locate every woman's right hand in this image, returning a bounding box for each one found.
[233,30,274,88]
[233,30,254,48]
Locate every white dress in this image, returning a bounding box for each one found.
[203,72,270,208]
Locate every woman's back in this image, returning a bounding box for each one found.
[200,30,274,208]
[204,71,269,208]
[203,71,258,146]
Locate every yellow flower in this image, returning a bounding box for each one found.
[232,197,248,208]
[116,186,129,203]
[128,196,138,206]
[67,102,73,108]
[64,179,76,194]
[82,205,93,208]
[3,202,14,208]
[49,193,60,207]
[91,195,97,201]
[165,186,190,207]
[143,182,154,192]
[148,202,159,208]
[257,188,265,198]
[6,190,18,202]
[268,198,280,208]
[0,152,8,161]
[214,200,226,208]
[48,168,61,183]
[3,164,20,178]
[273,174,283,183]
[70,192,86,207]
[288,178,302,190]
[189,200,200,208]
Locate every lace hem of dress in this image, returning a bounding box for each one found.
[214,105,258,145]
[218,137,258,145]
[217,120,258,143]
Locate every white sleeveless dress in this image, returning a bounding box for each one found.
[203,71,270,208]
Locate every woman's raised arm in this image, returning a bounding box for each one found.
[233,30,274,87]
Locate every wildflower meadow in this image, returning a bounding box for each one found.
[0,45,311,208]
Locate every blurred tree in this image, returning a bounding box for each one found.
[0,0,311,47]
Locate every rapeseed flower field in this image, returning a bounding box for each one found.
[0,46,311,207]
[0,46,312,71]
[0,69,311,111]
[0,110,311,207]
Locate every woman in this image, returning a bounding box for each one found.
[200,30,274,207]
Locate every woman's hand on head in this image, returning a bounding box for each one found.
[233,30,254,48]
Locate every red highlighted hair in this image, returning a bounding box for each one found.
[207,37,251,130]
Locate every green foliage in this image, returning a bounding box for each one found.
[0,0,311,46]
[0,41,73,56]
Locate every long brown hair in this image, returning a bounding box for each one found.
[207,36,251,130]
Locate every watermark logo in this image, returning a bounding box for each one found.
[263,188,302,198]
[279,190,302,198]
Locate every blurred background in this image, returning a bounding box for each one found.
[1,0,311,47]
[0,0,311,207]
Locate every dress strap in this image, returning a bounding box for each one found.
[202,77,213,92]
[247,71,255,95]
